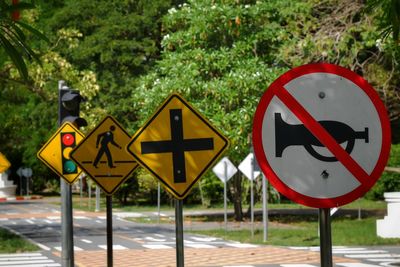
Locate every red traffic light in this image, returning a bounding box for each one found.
[62,133,75,146]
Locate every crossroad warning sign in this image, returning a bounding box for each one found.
[37,122,85,184]
[253,63,391,208]
[70,116,138,195]
[0,152,11,173]
[127,94,229,199]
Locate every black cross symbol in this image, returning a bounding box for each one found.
[141,109,214,183]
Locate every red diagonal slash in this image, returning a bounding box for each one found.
[275,86,373,189]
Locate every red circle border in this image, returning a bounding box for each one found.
[252,63,391,208]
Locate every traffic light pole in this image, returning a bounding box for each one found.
[58,80,75,267]
[60,179,74,267]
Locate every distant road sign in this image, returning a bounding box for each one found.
[70,116,138,195]
[238,153,261,181]
[127,94,229,199]
[212,157,237,183]
[37,122,84,184]
[0,152,11,173]
[253,63,391,208]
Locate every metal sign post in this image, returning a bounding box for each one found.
[262,173,268,241]
[238,152,260,238]
[157,182,161,224]
[212,157,237,233]
[106,195,113,267]
[175,199,184,267]
[319,208,333,267]
[250,156,254,238]
[223,161,228,231]
[61,178,74,267]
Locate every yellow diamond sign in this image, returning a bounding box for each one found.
[37,122,84,184]
[0,152,11,173]
[70,116,138,195]
[127,94,229,199]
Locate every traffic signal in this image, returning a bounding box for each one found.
[58,82,87,127]
[60,132,78,175]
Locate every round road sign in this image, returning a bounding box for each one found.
[253,63,391,208]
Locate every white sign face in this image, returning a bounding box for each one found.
[212,157,237,182]
[238,153,261,181]
[253,63,391,208]
[22,168,32,178]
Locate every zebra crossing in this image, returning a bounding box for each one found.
[0,215,259,252]
[0,252,60,267]
[286,246,400,267]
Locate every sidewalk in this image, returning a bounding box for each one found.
[72,246,356,267]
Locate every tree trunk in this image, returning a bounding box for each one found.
[231,174,243,221]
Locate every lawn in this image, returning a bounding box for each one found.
[0,228,38,253]
[190,217,400,246]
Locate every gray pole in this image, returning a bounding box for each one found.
[79,176,83,208]
[319,208,333,267]
[262,173,268,241]
[61,180,74,267]
[95,185,100,212]
[59,80,74,267]
[157,182,161,224]
[26,176,29,196]
[19,175,22,195]
[106,195,113,267]
[224,161,228,232]
[88,181,92,210]
[250,156,254,238]
[175,199,184,267]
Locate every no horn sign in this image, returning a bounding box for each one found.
[253,63,391,208]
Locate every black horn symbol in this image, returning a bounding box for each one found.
[275,113,369,162]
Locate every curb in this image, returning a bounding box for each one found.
[0,195,43,202]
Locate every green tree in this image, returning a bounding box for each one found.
[0,0,48,81]
[134,0,316,220]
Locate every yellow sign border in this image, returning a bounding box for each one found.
[128,93,229,199]
[70,115,139,195]
[37,122,84,184]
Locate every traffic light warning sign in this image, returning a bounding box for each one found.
[0,152,11,173]
[70,116,138,195]
[127,94,229,199]
[37,122,84,184]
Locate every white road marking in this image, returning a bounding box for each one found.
[154,234,165,238]
[337,263,382,267]
[190,236,218,242]
[0,253,60,267]
[142,244,172,249]
[334,250,387,254]
[81,239,93,244]
[145,236,166,242]
[345,254,400,258]
[54,246,83,251]
[98,245,127,250]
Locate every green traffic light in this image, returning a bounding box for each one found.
[63,160,77,173]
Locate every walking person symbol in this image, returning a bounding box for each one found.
[93,125,122,168]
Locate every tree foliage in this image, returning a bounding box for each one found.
[0,0,48,81]
[1,0,399,209]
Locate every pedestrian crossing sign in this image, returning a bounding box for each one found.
[0,152,11,173]
[37,122,85,184]
[70,116,138,195]
[127,94,229,199]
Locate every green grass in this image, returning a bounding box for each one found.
[0,228,38,253]
[191,217,400,246]
[68,194,386,213]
